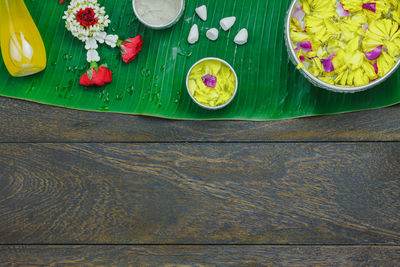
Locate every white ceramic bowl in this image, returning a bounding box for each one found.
[285,0,400,93]
[186,57,239,110]
[132,0,185,30]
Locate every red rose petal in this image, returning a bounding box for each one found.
[120,35,143,63]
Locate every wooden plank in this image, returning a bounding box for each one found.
[1,143,399,244]
[1,245,399,266]
[1,97,400,142]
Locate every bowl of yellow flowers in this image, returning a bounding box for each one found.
[285,0,400,93]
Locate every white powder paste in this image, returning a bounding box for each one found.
[134,0,182,26]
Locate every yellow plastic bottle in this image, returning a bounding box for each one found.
[0,0,47,77]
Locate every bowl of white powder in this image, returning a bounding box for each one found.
[132,0,185,30]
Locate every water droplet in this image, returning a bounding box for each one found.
[177,42,193,57]
[63,54,73,60]
[126,86,135,95]
[26,84,36,95]
[141,68,151,77]
[115,94,123,101]
[99,90,111,103]
[160,65,166,71]
[66,66,73,72]
[55,85,61,97]
[177,50,192,57]
[55,84,72,99]
[51,61,57,66]
[174,99,179,104]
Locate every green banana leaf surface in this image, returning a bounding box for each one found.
[1,0,400,120]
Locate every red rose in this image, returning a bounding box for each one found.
[76,8,98,27]
[80,66,113,87]
[119,35,143,63]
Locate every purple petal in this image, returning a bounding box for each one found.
[202,74,217,88]
[337,3,350,17]
[365,46,383,60]
[299,55,305,62]
[373,62,378,74]
[320,54,336,73]
[298,41,312,52]
[363,3,376,12]
[293,8,305,22]
[293,8,306,29]
[362,23,369,32]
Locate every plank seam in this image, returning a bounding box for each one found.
[1,244,399,246]
[0,141,400,144]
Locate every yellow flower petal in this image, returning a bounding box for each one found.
[291,31,309,42]
[361,61,378,80]
[353,68,369,86]
[377,51,396,77]
[348,50,364,70]
[319,77,335,84]
[345,36,360,52]
[342,0,363,13]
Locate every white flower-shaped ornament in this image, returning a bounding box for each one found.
[61,0,144,87]
[63,0,118,63]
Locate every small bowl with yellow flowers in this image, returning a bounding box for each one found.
[186,58,238,110]
[285,0,400,93]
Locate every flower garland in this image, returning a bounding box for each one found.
[60,0,143,86]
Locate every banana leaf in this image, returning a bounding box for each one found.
[0,0,400,120]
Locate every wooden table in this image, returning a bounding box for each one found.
[1,96,399,266]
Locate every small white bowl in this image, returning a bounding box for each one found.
[186,57,238,110]
[132,0,185,30]
[285,0,400,93]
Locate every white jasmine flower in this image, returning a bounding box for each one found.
[87,49,100,62]
[85,38,98,50]
[105,34,119,48]
[94,32,107,43]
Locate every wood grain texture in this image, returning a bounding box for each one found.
[1,143,399,244]
[1,245,399,266]
[2,97,400,142]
